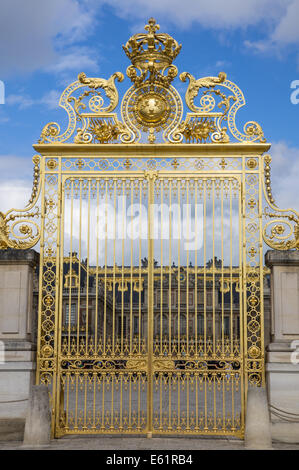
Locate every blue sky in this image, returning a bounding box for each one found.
[0,0,299,212]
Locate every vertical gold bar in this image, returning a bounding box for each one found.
[168,373,172,431]
[195,373,199,431]
[101,373,105,431]
[242,157,248,401]
[92,373,96,430]
[104,180,108,355]
[67,180,74,356]
[112,179,117,355]
[83,372,87,430]
[239,175,245,434]
[55,172,65,435]
[76,180,82,355]
[159,373,163,431]
[177,180,181,357]
[65,373,70,431]
[230,180,233,355]
[111,373,114,430]
[186,179,190,357]
[212,179,215,355]
[94,180,99,355]
[186,373,190,431]
[121,181,125,355]
[147,172,154,437]
[138,180,142,355]
[221,180,224,351]
[213,374,216,431]
[85,179,91,355]
[203,180,207,357]
[120,373,123,431]
[177,372,181,431]
[160,183,163,355]
[130,181,133,354]
[204,375,208,432]
[137,372,141,431]
[168,180,172,357]
[129,373,132,431]
[231,373,235,431]
[222,372,226,432]
[195,180,198,357]
[74,372,79,431]
[259,163,265,386]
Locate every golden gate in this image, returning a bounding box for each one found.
[1,18,298,438]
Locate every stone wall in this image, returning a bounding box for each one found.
[0,249,39,419]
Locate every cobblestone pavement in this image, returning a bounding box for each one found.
[0,436,298,450]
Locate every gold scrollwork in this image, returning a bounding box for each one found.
[262,153,299,250]
[263,209,299,250]
[179,71,265,144]
[153,359,175,371]
[0,208,40,250]
[76,71,124,114]
[126,359,147,371]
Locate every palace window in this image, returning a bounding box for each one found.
[224,317,230,336]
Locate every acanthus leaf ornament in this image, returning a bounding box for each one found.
[77,71,124,113]
[180,71,227,112]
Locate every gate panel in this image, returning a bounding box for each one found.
[152,175,244,435]
[57,175,150,435]
[53,171,244,436]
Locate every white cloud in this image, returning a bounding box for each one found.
[244,0,299,53]
[39,90,61,110]
[0,154,33,179]
[45,47,98,74]
[269,141,299,211]
[0,0,98,76]
[0,155,34,211]
[271,1,299,45]
[0,181,31,213]
[0,0,298,78]
[6,90,62,110]
[101,0,299,57]
[6,94,35,109]
[102,0,286,29]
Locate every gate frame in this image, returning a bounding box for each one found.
[33,141,270,437]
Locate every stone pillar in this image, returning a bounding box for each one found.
[0,249,39,419]
[265,250,299,443]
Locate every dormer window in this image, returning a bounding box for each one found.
[64,269,79,288]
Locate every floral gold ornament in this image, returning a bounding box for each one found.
[246,158,257,170]
[47,159,57,170]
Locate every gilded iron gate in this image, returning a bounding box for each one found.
[1,18,299,438]
[54,172,244,436]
